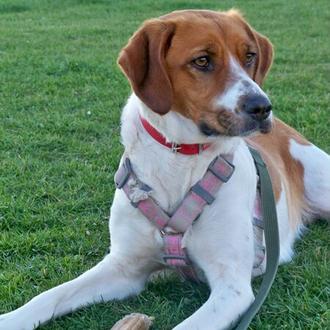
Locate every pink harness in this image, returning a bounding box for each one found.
[115,154,265,280]
[113,115,264,280]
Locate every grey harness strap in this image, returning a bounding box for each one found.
[233,147,280,329]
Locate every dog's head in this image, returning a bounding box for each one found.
[118,10,273,137]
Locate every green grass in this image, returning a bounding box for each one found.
[0,0,329,329]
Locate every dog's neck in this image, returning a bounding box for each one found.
[119,94,242,212]
[121,94,240,156]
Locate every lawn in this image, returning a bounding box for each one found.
[0,0,329,329]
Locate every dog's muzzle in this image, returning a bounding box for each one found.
[242,94,272,122]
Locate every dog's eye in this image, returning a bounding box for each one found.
[245,52,257,66]
[192,56,211,70]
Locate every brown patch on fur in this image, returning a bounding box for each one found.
[247,119,311,228]
[226,9,273,85]
[118,10,273,135]
[118,20,175,114]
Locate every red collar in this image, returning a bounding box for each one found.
[139,115,211,155]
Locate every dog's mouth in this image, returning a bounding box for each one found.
[199,114,272,137]
[199,122,221,137]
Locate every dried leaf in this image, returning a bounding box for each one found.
[110,313,154,330]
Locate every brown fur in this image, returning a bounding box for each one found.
[247,119,310,228]
[118,10,273,130]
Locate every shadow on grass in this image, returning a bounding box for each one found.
[0,4,30,14]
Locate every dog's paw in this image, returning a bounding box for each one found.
[110,313,154,330]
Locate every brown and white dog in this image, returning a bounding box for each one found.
[1,9,329,330]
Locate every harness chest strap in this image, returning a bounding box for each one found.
[114,154,235,275]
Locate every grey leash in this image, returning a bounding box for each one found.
[232,147,280,330]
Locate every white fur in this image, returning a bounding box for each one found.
[138,95,214,144]
[276,187,296,263]
[215,79,246,111]
[290,139,330,219]
[0,95,327,330]
[215,58,270,112]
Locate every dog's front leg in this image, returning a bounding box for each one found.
[173,201,256,330]
[173,266,254,330]
[0,189,161,330]
[0,252,152,330]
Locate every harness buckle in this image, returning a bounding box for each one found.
[114,158,132,189]
[191,183,215,204]
[129,182,152,208]
[208,156,235,183]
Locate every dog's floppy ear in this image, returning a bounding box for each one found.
[226,9,273,86]
[253,31,273,86]
[117,20,175,115]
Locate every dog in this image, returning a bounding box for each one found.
[1,9,329,330]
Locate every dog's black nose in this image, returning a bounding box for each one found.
[243,95,272,121]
